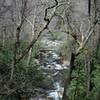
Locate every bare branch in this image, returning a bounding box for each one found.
[10,0,28,80]
[76,25,94,56]
[15,0,59,64]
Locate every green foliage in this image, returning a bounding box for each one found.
[92,53,100,100]
[0,48,13,64]
[68,46,100,100]
[0,37,49,97]
[14,62,45,94]
[13,45,48,95]
[68,58,87,100]
[0,95,21,100]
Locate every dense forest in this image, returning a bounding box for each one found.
[0,0,100,100]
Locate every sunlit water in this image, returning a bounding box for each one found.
[48,82,63,100]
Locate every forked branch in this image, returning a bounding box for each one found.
[15,0,59,64]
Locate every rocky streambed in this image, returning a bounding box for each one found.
[35,51,68,99]
[31,32,69,100]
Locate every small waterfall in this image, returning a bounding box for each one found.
[48,82,63,100]
[49,91,59,100]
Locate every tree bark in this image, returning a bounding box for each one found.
[62,53,75,100]
[88,0,91,16]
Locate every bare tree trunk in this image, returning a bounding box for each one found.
[84,58,94,98]
[2,27,6,49]
[86,60,91,97]
[88,0,91,16]
[10,26,21,80]
[95,35,100,58]
[62,53,75,100]
[10,0,28,80]
[27,8,36,67]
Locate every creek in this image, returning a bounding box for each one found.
[31,32,68,100]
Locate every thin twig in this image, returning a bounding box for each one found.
[15,0,59,64]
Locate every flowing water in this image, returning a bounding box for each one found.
[30,33,68,100]
[48,82,63,100]
[40,51,64,100]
